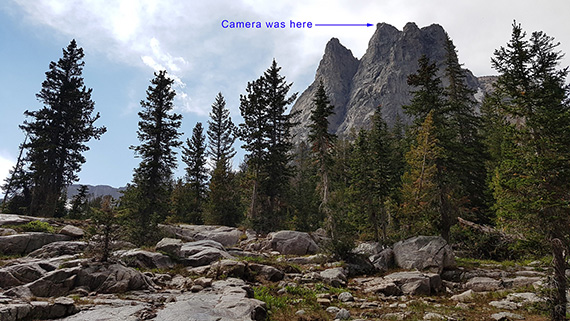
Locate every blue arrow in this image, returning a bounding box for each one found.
[315,23,373,27]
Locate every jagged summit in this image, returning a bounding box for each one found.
[291,37,359,143]
[290,22,480,143]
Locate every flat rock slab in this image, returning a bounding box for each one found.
[465,276,502,292]
[0,233,72,256]
[154,278,266,321]
[159,224,244,247]
[0,214,50,226]
[57,302,149,321]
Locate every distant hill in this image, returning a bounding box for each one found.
[66,184,125,200]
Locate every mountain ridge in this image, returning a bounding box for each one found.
[290,22,483,143]
[66,184,125,200]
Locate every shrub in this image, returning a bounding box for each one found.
[19,221,55,233]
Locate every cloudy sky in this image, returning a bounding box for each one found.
[1,0,569,190]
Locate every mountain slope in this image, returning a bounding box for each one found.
[290,22,481,143]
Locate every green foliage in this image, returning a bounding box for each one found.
[489,22,570,242]
[349,106,401,243]
[325,187,357,260]
[486,22,570,320]
[207,92,236,165]
[123,70,182,246]
[89,195,121,262]
[399,111,443,238]
[450,224,545,261]
[253,285,289,310]
[289,142,321,232]
[443,34,490,224]
[12,220,55,233]
[68,185,90,219]
[308,81,336,209]
[18,40,106,217]
[205,157,242,226]
[204,92,241,226]
[180,122,208,224]
[168,179,198,224]
[238,60,298,232]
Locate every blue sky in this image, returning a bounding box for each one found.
[1,0,569,189]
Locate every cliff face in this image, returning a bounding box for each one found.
[290,22,481,142]
[290,38,359,143]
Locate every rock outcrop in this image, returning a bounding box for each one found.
[0,233,72,256]
[0,213,551,320]
[263,230,319,255]
[159,224,245,247]
[393,235,456,273]
[290,22,481,143]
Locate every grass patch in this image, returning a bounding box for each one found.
[314,282,345,295]
[5,220,55,233]
[254,285,289,310]
[253,284,331,321]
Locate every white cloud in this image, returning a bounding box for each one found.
[9,0,570,119]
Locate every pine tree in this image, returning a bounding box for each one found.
[489,22,570,320]
[122,70,182,245]
[68,185,89,219]
[89,195,120,262]
[238,78,266,222]
[289,142,320,231]
[403,55,456,241]
[238,60,297,232]
[19,40,106,217]
[443,35,489,223]
[206,156,242,226]
[404,55,447,126]
[350,106,402,242]
[400,111,443,237]
[181,122,208,224]
[207,93,236,166]
[261,59,298,230]
[205,93,240,226]
[308,81,336,234]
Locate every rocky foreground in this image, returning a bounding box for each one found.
[0,214,556,321]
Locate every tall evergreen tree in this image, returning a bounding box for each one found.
[489,22,570,320]
[182,122,208,224]
[289,142,320,231]
[443,35,489,223]
[404,55,447,126]
[238,78,267,222]
[403,55,456,241]
[261,59,298,229]
[350,106,399,242]
[205,93,240,226]
[207,93,236,166]
[400,111,443,237]
[308,81,336,234]
[122,70,182,245]
[19,40,106,217]
[238,60,297,231]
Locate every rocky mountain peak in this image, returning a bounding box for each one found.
[290,37,359,143]
[290,22,481,143]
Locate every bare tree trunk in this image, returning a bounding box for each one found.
[1,135,28,213]
[249,169,258,220]
[551,238,567,321]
